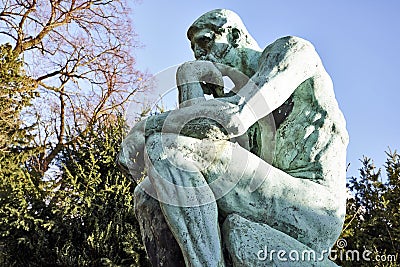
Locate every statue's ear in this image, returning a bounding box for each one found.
[229,28,241,48]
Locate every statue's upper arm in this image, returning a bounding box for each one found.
[255,36,320,84]
[239,36,322,125]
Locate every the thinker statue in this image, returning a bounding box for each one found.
[118,9,348,267]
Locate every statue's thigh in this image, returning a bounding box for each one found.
[146,133,341,251]
[201,141,343,252]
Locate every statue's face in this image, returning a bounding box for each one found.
[190,27,240,68]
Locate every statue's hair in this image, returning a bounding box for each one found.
[187,9,261,51]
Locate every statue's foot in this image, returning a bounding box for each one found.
[222,214,339,267]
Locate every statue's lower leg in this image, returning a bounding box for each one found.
[145,133,226,267]
[133,182,185,267]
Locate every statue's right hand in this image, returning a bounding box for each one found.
[177,60,224,97]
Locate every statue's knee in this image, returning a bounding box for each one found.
[146,132,175,151]
[145,133,183,164]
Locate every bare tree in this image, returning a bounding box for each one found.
[0,0,145,174]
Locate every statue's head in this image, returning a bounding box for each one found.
[187,9,261,69]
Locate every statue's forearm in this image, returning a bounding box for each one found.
[144,111,229,140]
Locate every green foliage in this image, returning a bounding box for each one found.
[0,10,149,265]
[54,116,149,266]
[0,43,37,162]
[336,151,400,267]
[0,43,42,266]
[1,114,149,266]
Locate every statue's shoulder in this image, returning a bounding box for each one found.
[262,35,314,53]
[258,36,318,68]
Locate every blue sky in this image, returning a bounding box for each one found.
[129,0,400,179]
